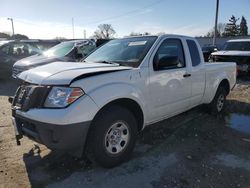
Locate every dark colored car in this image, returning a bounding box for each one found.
[202,45,218,62]
[210,39,250,76]
[12,39,109,79]
[0,40,60,79]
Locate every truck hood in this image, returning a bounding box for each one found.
[14,54,68,68]
[211,50,250,56]
[18,62,132,85]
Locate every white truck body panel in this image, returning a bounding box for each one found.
[16,35,236,128]
[203,62,236,104]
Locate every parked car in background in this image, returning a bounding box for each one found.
[0,40,14,46]
[21,39,61,51]
[210,39,250,76]
[10,35,236,167]
[0,40,60,79]
[202,45,218,62]
[12,39,106,78]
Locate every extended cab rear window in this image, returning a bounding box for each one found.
[187,40,201,66]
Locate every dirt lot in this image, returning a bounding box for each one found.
[0,79,250,188]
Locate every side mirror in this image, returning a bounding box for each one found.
[154,56,179,70]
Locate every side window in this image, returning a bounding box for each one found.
[26,44,41,55]
[0,45,10,55]
[12,43,27,57]
[153,39,185,70]
[78,45,96,56]
[187,40,201,66]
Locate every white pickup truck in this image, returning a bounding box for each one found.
[10,35,236,167]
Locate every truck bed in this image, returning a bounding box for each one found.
[203,62,236,104]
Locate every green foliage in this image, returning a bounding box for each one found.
[223,15,239,37]
[0,32,29,40]
[11,34,29,40]
[239,16,248,36]
[0,32,11,39]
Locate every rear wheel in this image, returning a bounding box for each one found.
[208,86,227,114]
[85,105,137,168]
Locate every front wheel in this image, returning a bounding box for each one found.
[85,105,138,168]
[208,87,227,114]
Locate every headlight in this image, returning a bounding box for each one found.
[44,87,84,108]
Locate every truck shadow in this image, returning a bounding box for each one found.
[23,146,92,187]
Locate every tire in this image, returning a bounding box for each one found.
[85,105,138,168]
[208,86,227,114]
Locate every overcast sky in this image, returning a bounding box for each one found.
[0,0,250,39]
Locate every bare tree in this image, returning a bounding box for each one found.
[54,36,66,40]
[92,24,116,39]
[129,32,142,36]
[129,32,151,36]
[156,32,166,35]
[205,22,226,37]
[217,23,226,35]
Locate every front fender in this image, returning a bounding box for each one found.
[87,82,147,120]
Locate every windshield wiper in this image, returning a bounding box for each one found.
[96,61,120,66]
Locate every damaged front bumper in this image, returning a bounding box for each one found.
[11,107,91,156]
[8,84,96,156]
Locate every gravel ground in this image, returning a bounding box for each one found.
[0,78,250,188]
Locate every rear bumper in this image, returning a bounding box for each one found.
[13,113,91,156]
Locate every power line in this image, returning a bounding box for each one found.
[2,0,164,37]
[82,0,164,26]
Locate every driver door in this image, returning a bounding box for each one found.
[148,38,192,122]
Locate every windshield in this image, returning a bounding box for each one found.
[84,36,157,67]
[223,41,250,51]
[43,42,74,57]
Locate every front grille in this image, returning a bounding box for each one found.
[14,85,32,108]
[13,85,51,111]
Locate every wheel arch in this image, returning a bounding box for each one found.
[203,77,231,104]
[92,98,144,132]
[218,78,230,96]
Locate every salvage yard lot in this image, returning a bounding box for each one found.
[0,79,250,188]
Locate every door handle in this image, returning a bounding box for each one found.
[183,73,191,78]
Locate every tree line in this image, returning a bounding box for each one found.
[206,15,248,37]
[0,32,29,40]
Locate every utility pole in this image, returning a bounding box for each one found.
[72,18,75,39]
[7,18,15,38]
[83,30,86,39]
[213,0,219,45]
